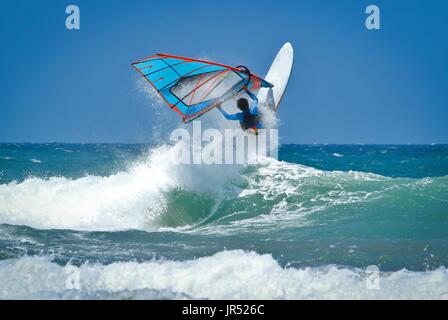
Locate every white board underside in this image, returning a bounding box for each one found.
[257,42,294,110]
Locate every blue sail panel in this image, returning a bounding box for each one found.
[132,53,272,123]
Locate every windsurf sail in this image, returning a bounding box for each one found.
[131,53,273,123]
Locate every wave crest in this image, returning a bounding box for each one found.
[1,250,447,299]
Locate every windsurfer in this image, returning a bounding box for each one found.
[217,86,262,133]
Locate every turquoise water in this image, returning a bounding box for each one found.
[0,143,448,299]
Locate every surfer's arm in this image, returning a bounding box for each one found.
[245,89,259,115]
[217,106,242,121]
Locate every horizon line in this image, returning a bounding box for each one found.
[0,142,447,146]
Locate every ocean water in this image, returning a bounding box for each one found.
[0,143,448,299]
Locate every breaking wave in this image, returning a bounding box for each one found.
[1,250,447,299]
[0,143,447,234]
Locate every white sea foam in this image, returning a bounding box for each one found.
[54,148,74,153]
[0,144,242,231]
[0,250,447,300]
[0,141,435,233]
[195,158,388,234]
[333,153,343,158]
[0,147,179,231]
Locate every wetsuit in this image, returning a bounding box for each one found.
[218,90,262,130]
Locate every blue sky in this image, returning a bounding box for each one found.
[1,0,447,143]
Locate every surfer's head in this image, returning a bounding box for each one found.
[237,98,249,112]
